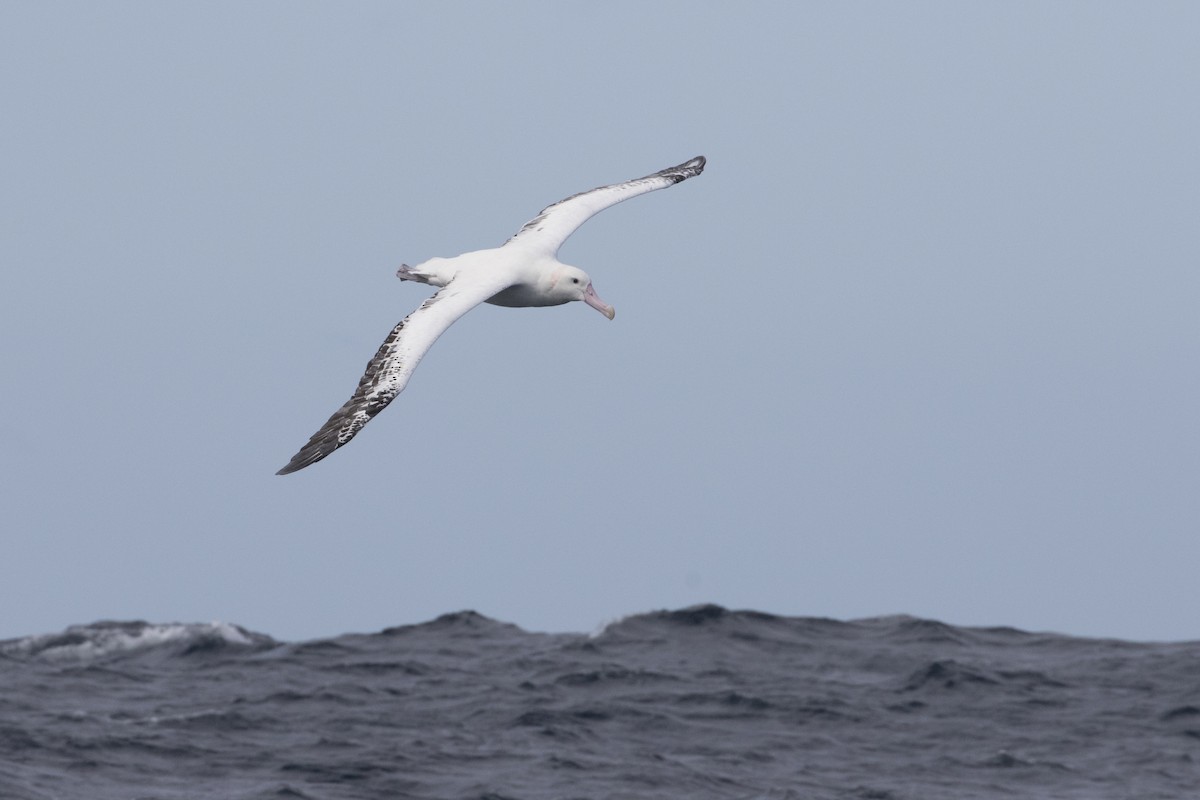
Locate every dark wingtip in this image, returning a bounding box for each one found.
[275,460,303,476]
[660,155,706,183]
[275,448,324,475]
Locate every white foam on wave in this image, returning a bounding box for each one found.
[590,614,630,638]
[3,621,257,661]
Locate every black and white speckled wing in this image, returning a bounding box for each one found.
[276,273,515,475]
[504,156,705,256]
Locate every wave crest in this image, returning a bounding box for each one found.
[0,620,275,661]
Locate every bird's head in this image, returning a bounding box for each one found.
[552,266,615,320]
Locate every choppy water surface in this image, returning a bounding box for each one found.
[2,606,1197,799]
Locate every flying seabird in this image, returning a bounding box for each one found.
[276,155,706,475]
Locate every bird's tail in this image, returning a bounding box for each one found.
[396,264,436,285]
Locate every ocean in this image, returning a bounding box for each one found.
[1,605,1197,799]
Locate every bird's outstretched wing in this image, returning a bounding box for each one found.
[276,272,515,475]
[503,156,705,256]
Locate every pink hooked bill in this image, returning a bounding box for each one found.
[583,283,616,320]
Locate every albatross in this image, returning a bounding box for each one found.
[276,155,706,475]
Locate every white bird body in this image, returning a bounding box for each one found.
[277,155,706,475]
[396,250,590,309]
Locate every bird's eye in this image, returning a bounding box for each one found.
[571,278,580,284]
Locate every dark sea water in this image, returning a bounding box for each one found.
[2,606,1198,800]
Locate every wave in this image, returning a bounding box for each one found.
[3,605,1200,799]
[4,605,1193,666]
[0,619,276,662]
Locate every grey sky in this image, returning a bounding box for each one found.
[2,2,1197,642]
